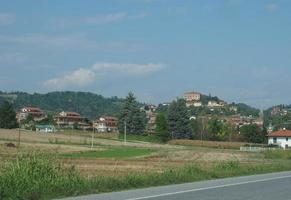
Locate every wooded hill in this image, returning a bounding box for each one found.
[0,91,260,120]
[0,91,125,120]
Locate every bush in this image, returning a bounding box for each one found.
[0,153,87,200]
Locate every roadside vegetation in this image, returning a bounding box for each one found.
[263,150,291,160]
[1,152,291,200]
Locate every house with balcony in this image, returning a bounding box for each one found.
[55,111,90,129]
[17,107,46,122]
[93,116,118,133]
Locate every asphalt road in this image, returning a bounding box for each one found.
[61,171,291,200]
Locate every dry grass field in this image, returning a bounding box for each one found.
[0,129,266,177]
[2,128,291,200]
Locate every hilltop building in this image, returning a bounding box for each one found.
[184,92,201,101]
[184,92,202,107]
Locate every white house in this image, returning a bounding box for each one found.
[35,125,56,133]
[268,129,291,149]
[208,101,224,107]
[186,101,202,107]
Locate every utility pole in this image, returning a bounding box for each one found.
[18,121,21,148]
[124,121,127,145]
[200,117,205,146]
[91,126,95,149]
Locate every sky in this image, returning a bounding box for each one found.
[0,0,291,108]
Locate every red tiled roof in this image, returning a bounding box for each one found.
[268,129,291,137]
[56,116,83,119]
[103,116,118,120]
[63,112,80,116]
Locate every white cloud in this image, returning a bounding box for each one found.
[43,68,96,89]
[0,13,15,25]
[264,3,280,12]
[92,62,166,75]
[43,62,166,89]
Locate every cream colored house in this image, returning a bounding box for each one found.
[184,92,201,101]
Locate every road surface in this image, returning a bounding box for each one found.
[60,171,291,200]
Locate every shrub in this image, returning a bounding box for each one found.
[0,153,87,200]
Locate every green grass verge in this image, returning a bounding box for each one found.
[1,152,291,200]
[61,147,155,159]
[263,149,291,160]
[118,134,162,143]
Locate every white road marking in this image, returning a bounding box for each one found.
[126,174,291,200]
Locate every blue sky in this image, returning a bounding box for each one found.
[0,0,290,108]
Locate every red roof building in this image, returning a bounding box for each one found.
[55,111,90,129]
[18,106,45,122]
[268,129,291,149]
[268,129,291,137]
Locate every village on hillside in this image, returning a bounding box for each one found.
[13,91,262,133]
[1,90,291,150]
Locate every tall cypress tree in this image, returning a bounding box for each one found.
[0,101,18,129]
[118,92,146,135]
[167,99,192,139]
[155,113,170,142]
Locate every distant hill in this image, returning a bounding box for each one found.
[198,93,260,117]
[235,103,260,117]
[264,104,291,130]
[0,91,125,120]
[0,91,261,120]
[157,94,260,117]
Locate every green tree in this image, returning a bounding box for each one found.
[22,114,34,124]
[21,114,35,130]
[190,118,203,139]
[155,113,169,142]
[207,117,223,140]
[240,124,265,143]
[37,114,55,125]
[167,99,192,139]
[118,92,146,135]
[0,101,18,129]
[207,117,232,140]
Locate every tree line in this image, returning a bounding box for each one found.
[0,92,266,144]
[118,93,266,143]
